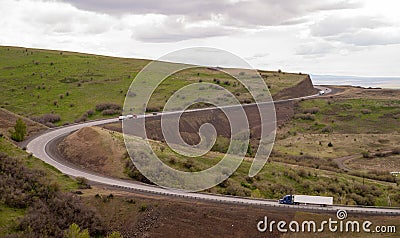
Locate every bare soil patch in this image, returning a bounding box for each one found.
[0,108,47,140]
[83,186,400,238]
[58,126,127,178]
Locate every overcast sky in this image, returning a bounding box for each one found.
[1,0,400,76]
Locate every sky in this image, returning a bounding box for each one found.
[1,0,400,77]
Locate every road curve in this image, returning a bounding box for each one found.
[26,87,400,215]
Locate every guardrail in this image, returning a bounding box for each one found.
[110,184,400,216]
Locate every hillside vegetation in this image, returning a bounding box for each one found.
[0,137,102,237]
[60,126,400,207]
[0,46,309,126]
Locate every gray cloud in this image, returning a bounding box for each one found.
[296,40,335,56]
[331,29,400,46]
[311,15,387,37]
[133,16,233,42]
[60,0,362,42]
[310,14,400,46]
[61,0,361,27]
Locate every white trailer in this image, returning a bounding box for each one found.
[279,194,333,206]
[294,195,333,206]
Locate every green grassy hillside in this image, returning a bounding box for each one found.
[0,46,308,126]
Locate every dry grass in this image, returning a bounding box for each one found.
[274,133,400,159]
[346,154,400,173]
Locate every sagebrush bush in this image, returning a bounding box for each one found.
[361,109,372,114]
[294,113,315,121]
[303,107,320,114]
[31,113,61,124]
[102,109,120,116]
[0,153,105,237]
[95,103,121,112]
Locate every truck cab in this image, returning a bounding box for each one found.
[279,195,294,205]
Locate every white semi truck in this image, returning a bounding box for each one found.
[279,194,333,206]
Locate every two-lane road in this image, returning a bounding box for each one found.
[26,87,400,215]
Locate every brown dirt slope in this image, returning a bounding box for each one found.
[103,74,314,143]
[58,126,127,178]
[0,108,47,140]
[84,187,400,238]
[273,75,317,100]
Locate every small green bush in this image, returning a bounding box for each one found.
[10,118,26,142]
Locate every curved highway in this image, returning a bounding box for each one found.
[26,86,400,215]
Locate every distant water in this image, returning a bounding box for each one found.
[311,75,400,89]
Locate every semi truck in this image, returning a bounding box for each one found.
[279,195,333,206]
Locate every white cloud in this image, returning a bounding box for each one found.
[132,15,233,42]
[311,15,387,37]
[0,0,399,77]
[330,28,400,46]
[61,0,361,27]
[296,40,336,56]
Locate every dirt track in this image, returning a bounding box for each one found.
[335,149,397,172]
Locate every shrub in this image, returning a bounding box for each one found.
[75,113,88,123]
[102,109,120,116]
[0,153,104,237]
[361,109,372,114]
[145,106,161,113]
[31,113,61,124]
[303,107,320,114]
[10,118,27,142]
[169,158,176,164]
[139,204,147,212]
[19,193,104,237]
[294,113,315,121]
[297,169,307,178]
[86,110,94,116]
[76,177,91,189]
[321,126,333,133]
[64,223,89,238]
[95,103,121,112]
[184,160,194,169]
[125,160,152,184]
[45,122,56,127]
[362,151,371,158]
